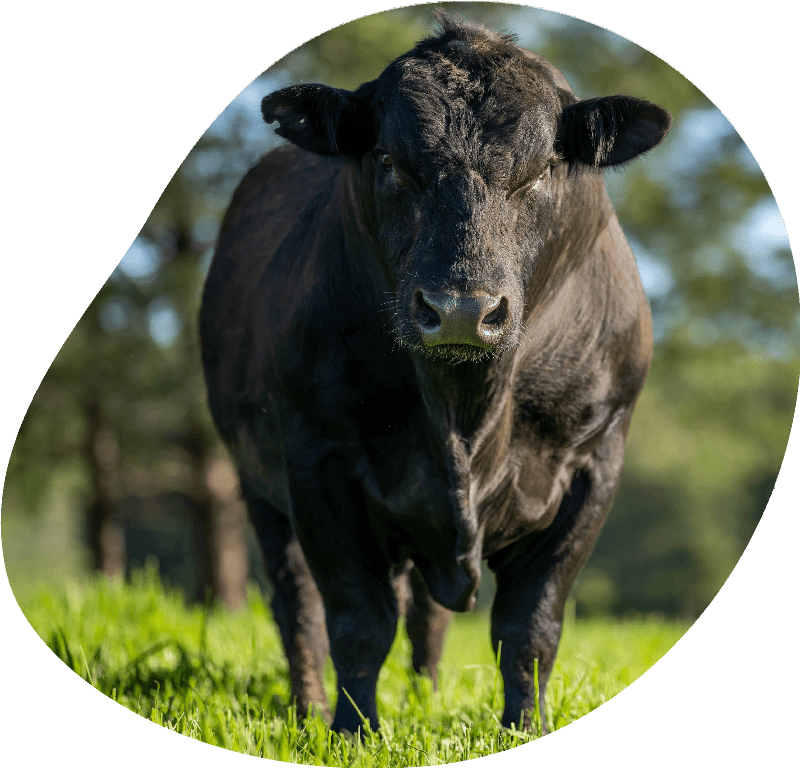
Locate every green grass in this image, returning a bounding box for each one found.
[16,568,687,765]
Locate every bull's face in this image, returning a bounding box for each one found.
[262,27,670,363]
[367,48,564,363]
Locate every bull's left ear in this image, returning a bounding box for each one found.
[557,95,672,168]
[261,82,376,156]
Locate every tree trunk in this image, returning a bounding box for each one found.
[84,398,125,577]
[172,218,249,610]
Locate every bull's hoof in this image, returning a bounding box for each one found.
[331,721,376,740]
[501,706,549,735]
[299,700,332,725]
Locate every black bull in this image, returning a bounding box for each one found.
[200,16,670,734]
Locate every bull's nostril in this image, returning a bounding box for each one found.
[415,292,441,330]
[481,297,507,327]
[420,307,440,329]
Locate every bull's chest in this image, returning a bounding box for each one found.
[322,334,606,561]
[359,413,576,561]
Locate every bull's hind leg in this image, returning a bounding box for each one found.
[405,565,452,688]
[243,486,331,722]
[488,423,628,732]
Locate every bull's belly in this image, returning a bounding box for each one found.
[231,422,293,517]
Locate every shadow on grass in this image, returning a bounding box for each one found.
[47,626,294,727]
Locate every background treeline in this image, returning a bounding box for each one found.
[3,3,797,619]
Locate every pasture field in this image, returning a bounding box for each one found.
[15,569,687,765]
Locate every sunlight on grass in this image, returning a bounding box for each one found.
[16,569,687,766]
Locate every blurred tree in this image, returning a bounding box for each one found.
[4,125,253,609]
[96,157,253,609]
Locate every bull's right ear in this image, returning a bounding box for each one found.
[261,82,376,156]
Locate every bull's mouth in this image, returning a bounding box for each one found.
[416,342,496,364]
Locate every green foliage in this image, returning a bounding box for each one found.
[19,572,687,765]
[585,344,800,617]
[268,7,428,89]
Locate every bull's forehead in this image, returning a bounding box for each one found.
[378,49,560,187]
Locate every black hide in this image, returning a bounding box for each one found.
[200,14,670,734]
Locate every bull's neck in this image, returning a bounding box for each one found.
[412,353,512,454]
[412,353,513,570]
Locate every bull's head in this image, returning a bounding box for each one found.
[262,18,670,364]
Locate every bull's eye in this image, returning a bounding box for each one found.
[509,164,554,199]
[379,153,394,170]
[532,164,553,191]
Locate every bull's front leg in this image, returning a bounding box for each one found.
[289,455,399,735]
[243,486,331,722]
[325,575,398,734]
[488,424,628,731]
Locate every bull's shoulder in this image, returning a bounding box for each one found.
[205,144,344,330]
[513,211,652,448]
[201,145,346,434]
[218,144,337,247]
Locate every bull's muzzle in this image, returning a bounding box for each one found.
[413,289,508,349]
